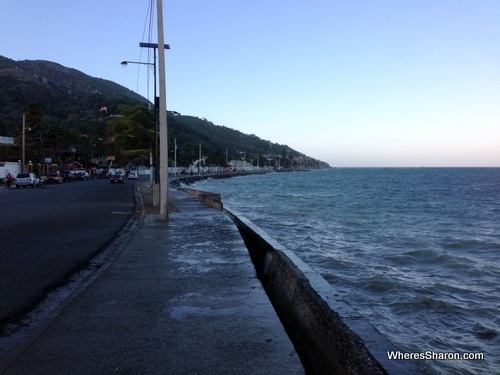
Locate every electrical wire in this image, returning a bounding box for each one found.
[132,0,156,102]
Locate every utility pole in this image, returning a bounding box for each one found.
[199,143,202,175]
[157,0,168,220]
[174,138,177,176]
[137,43,170,186]
[22,114,26,173]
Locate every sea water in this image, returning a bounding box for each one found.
[193,168,499,375]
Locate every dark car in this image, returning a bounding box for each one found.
[110,173,124,184]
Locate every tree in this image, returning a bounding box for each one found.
[209,147,226,167]
[104,105,154,165]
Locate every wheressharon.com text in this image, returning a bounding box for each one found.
[387,350,484,361]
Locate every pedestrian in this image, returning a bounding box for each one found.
[5,173,13,188]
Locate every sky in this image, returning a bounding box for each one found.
[1,0,499,167]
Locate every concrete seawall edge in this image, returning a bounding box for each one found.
[224,207,423,375]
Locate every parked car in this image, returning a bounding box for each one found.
[110,173,124,184]
[15,173,40,188]
[46,172,63,184]
[127,171,139,180]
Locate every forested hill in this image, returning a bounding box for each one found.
[0,56,329,169]
[168,113,329,168]
[0,55,147,121]
[0,56,146,102]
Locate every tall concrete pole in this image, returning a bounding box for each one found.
[157,0,168,220]
[174,138,177,176]
[22,114,26,173]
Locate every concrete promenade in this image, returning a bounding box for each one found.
[1,183,303,374]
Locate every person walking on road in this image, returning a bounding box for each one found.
[5,173,13,188]
[39,175,47,188]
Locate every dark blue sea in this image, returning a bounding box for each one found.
[193,168,499,375]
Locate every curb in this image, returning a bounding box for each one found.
[0,184,146,372]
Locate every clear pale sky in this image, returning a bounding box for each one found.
[1,1,499,167]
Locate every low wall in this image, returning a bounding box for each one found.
[171,172,269,209]
[225,208,422,375]
[178,188,223,210]
[170,171,269,188]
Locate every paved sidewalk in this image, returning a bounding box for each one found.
[2,186,303,374]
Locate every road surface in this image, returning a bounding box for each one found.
[0,178,136,329]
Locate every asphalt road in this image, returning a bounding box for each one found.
[0,178,136,328]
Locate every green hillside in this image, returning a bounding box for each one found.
[0,56,328,169]
[168,113,327,168]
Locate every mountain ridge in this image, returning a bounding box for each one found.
[0,56,147,102]
[0,56,329,169]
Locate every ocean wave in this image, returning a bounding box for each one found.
[428,281,477,296]
[321,254,359,271]
[384,254,417,266]
[440,237,500,252]
[471,322,498,340]
[389,293,461,315]
[357,274,410,294]
[407,248,441,259]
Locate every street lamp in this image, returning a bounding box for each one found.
[122,43,170,189]
[120,60,155,102]
[121,59,157,185]
[138,43,170,188]
[120,60,153,66]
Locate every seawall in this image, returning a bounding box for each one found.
[225,208,421,374]
[177,187,223,211]
[170,172,270,211]
[172,182,422,374]
[169,171,269,188]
